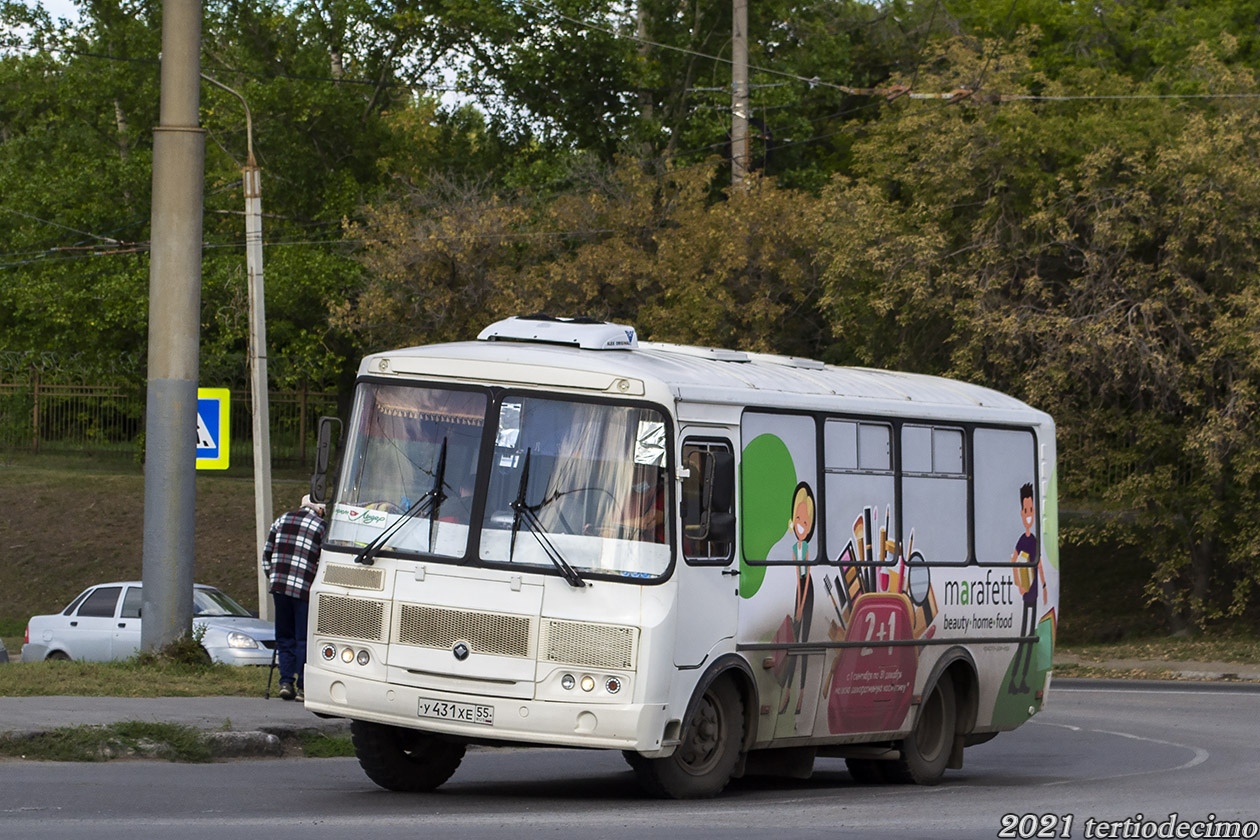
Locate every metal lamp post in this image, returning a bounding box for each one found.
[203,75,274,620]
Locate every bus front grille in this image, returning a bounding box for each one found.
[397,604,533,658]
[322,563,385,591]
[542,619,638,670]
[316,594,388,642]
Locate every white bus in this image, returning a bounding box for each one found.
[304,315,1059,798]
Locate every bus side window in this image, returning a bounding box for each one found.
[681,442,735,564]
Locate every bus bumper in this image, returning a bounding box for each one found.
[303,667,672,752]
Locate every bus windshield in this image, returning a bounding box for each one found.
[479,396,670,579]
[327,383,671,579]
[328,383,488,558]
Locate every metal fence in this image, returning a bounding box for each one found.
[0,376,339,467]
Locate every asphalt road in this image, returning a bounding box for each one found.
[3,680,1259,840]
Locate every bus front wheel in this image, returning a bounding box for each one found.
[886,675,957,785]
[628,678,745,799]
[350,720,466,792]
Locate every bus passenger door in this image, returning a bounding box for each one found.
[673,437,739,667]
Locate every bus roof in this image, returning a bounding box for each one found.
[360,317,1050,426]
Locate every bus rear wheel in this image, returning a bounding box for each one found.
[628,678,744,799]
[350,720,466,792]
[885,676,957,785]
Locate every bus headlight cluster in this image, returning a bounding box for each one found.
[320,642,371,667]
[558,672,625,696]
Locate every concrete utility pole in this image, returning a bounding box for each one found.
[244,138,274,622]
[141,0,204,653]
[203,75,274,620]
[731,0,750,187]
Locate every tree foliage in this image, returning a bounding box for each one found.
[815,31,1260,630]
[6,1,1260,630]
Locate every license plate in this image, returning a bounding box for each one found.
[417,697,495,726]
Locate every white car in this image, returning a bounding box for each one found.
[22,581,275,666]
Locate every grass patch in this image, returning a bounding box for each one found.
[3,658,274,698]
[0,723,354,762]
[0,721,215,762]
[1057,635,1260,665]
[298,731,355,758]
[0,457,310,629]
[1053,633,1260,681]
[1050,662,1184,680]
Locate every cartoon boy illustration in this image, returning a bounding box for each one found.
[1009,482,1047,694]
[780,481,816,715]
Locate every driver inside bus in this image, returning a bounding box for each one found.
[613,465,665,543]
[438,465,477,524]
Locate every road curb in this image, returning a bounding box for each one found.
[204,729,285,757]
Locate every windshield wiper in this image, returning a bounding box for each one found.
[509,448,532,560]
[355,438,448,566]
[508,448,586,588]
[426,438,449,553]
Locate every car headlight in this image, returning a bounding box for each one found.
[225,631,260,649]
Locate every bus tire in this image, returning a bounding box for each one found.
[350,720,466,792]
[629,678,744,799]
[886,676,957,785]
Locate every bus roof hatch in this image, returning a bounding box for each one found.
[478,315,639,351]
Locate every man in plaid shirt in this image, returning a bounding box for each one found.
[262,494,325,701]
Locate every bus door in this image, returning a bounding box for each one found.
[672,437,739,667]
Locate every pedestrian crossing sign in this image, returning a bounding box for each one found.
[196,388,231,470]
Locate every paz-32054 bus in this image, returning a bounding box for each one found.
[303,315,1059,799]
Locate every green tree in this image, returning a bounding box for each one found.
[815,31,1260,630]
[342,153,828,355]
[0,1,159,376]
[0,0,476,389]
[946,0,1260,79]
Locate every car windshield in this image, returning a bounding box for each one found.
[193,587,252,617]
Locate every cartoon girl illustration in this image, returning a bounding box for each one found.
[780,481,816,716]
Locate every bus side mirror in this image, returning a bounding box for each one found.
[310,416,342,505]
